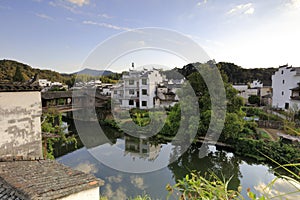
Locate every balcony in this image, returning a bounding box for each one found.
[290,96,300,101]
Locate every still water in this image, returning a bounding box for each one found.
[56,120,281,199]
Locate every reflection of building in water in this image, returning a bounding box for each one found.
[124,136,161,161]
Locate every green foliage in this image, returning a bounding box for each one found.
[233,138,300,166]
[129,194,152,200]
[167,171,242,200]
[75,74,118,84]
[216,62,277,86]
[12,66,25,82]
[242,107,282,121]
[0,59,71,83]
[226,84,244,113]
[248,95,260,105]
[283,120,300,136]
[222,112,245,140]
[41,109,77,159]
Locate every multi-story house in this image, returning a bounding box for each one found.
[272,64,300,110]
[112,68,165,109]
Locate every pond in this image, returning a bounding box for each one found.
[55,120,288,199]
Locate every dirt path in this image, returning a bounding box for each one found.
[260,128,284,141]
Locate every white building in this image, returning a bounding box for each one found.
[112,68,165,109]
[233,80,267,104]
[232,85,258,104]
[0,83,103,199]
[250,80,263,88]
[272,65,300,110]
[38,79,52,87]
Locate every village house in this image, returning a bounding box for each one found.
[0,83,103,200]
[272,64,300,110]
[112,67,165,109]
[111,64,183,109]
[233,80,272,105]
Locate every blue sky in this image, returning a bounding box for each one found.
[0,0,300,73]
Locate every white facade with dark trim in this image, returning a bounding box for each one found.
[272,65,300,110]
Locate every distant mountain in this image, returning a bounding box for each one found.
[73,68,114,76]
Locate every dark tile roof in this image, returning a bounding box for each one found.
[0,160,104,200]
[0,83,41,92]
[41,91,73,99]
[0,178,28,200]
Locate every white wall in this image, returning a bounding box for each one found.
[59,187,99,200]
[250,80,263,88]
[272,67,300,109]
[0,91,43,159]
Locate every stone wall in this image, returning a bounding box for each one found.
[0,91,43,160]
[256,120,283,129]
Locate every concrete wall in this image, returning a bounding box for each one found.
[59,187,99,200]
[0,91,43,160]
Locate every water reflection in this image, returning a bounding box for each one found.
[57,117,279,199]
[124,136,162,161]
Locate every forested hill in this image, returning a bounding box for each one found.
[0,59,70,83]
[175,62,277,86]
[0,59,278,86]
[217,62,277,86]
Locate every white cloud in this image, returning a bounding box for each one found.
[244,7,254,14]
[74,161,98,174]
[35,13,54,20]
[286,0,300,9]
[227,3,254,15]
[103,184,127,200]
[82,20,133,31]
[197,0,208,7]
[130,175,148,190]
[99,13,113,19]
[49,1,79,14]
[107,175,123,183]
[254,178,300,199]
[66,0,89,7]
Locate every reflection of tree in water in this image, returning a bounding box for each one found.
[63,115,124,149]
[168,143,242,190]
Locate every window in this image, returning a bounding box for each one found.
[142,79,147,85]
[282,80,285,84]
[285,102,289,110]
[114,90,117,94]
[281,70,284,74]
[129,89,134,95]
[142,89,147,95]
[142,149,147,153]
[282,91,284,96]
[129,100,134,105]
[142,101,147,106]
[129,80,134,85]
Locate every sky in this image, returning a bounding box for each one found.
[0,0,300,73]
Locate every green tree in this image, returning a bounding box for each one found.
[13,66,25,82]
[248,95,260,105]
[41,109,77,159]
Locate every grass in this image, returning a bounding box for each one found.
[256,128,271,140]
[125,161,300,200]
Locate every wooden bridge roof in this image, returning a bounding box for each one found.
[42,90,110,100]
